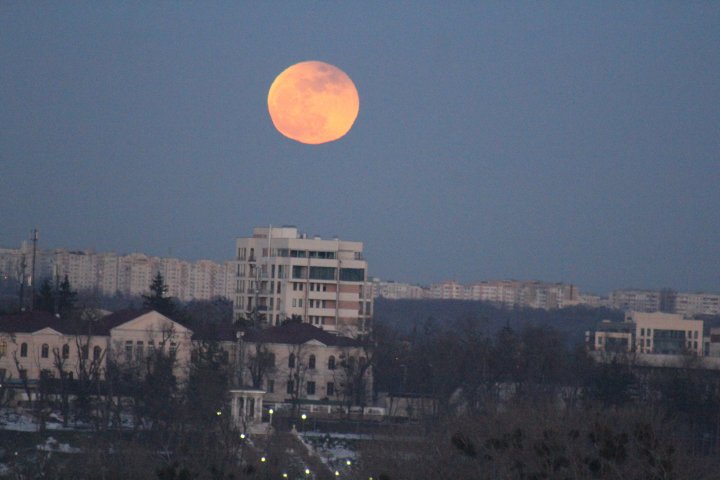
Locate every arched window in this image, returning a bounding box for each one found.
[41,344,49,358]
[62,344,70,359]
[81,344,89,360]
[308,354,316,369]
[328,355,336,370]
[20,342,28,357]
[288,353,295,368]
[93,346,102,361]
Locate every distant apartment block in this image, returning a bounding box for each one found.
[231,226,372,335]
[423,280,579,310]
[369,278,424,300]
[609,290,662,313]
[609,289,720,316]
[0,244,232,302]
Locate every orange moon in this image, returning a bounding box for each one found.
[267,61,359,145]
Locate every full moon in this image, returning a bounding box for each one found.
[267,61,359,145]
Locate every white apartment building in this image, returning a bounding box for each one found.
[231,226,372,335]
[0,245,232,303]
[369,279,425,300]
[424,280,579,310]
[674,292,720,316]
[428,280,464,300]
[609,290,662,313]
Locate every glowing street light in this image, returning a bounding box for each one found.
[304,468,311,475]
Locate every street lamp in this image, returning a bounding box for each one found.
[301,413,307,433]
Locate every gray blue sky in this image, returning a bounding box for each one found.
[1,2,718,295]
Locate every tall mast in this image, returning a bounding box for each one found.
[29,229,38,311]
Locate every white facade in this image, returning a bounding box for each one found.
[231,226,372,335]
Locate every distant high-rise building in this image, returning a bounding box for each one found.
[609,289,662,313]
[0,244,232,303]
[231,226,372,335]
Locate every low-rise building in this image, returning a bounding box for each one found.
[236,322,372,411]
[590,311,704,356]
[0,309,194,387]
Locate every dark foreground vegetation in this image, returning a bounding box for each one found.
[364,302,720,479]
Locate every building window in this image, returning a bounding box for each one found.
[41,344,49,358]
[125,341,133,359]
[93,346,102,361]
[266,379,274,393]
[20,342,28,357]
[286,380,294,394]
[641,328,645,336]
[136,341,144,361]
[288,353,295,368]
[326,382,335,396]
[328,355,336,370]
[309,355,316,369]
[307,381,316,395]
[62,344,70,359]
[81,344,89,360]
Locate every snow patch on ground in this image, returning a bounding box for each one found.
[300,432,359,472]
[37,436,82,454]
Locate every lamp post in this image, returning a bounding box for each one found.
[300,413,307,433]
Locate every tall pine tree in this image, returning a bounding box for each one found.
[35,278,56,314]
[56,275,77,318]
[142,272,176,317]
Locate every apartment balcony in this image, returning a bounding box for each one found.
[309,291,336,300]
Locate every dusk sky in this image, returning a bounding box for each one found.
[2,2,718,295]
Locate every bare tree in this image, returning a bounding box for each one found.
[286,343,308,415]
[247,342,276,389]
[51,344,71,427]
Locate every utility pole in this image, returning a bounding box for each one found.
[18,254,27,311]
[29,229,38,311]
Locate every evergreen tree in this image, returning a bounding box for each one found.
[56,275,77,318]
[35,278,56,314]
[142,272,176,317]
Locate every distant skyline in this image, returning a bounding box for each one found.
[2,3,718,295]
